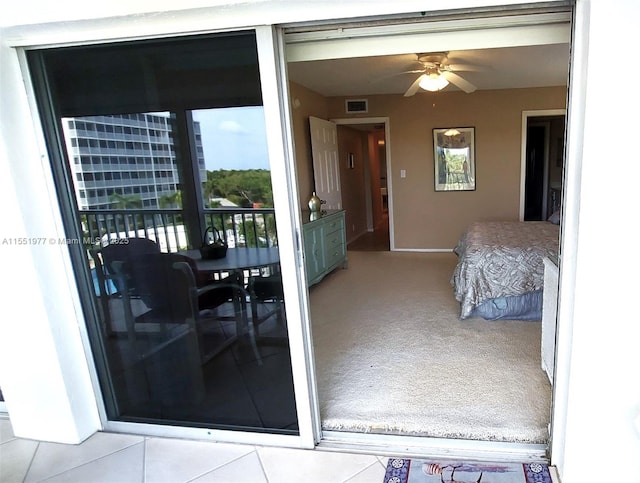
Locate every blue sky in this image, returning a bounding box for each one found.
[192,106,270,171]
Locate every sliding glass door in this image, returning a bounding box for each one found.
[28,31,299,435]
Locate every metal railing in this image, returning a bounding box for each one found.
[204,208,277,248]
[80,207,277,252]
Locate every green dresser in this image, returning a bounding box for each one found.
[302,209,347,286]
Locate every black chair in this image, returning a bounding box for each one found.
[90,238,161,337]
[108,250,209,408]
[124,252,262,365]
[96,238,161,293]
[248,272,286,338]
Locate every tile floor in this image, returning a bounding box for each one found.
[0,418,388,483]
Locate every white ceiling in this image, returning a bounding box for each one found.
[284,10,572,98]
[286,44,571,97]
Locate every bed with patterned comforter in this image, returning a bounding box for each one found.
[451,221,560,320]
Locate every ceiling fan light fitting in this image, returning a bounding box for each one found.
[419,73,449,92]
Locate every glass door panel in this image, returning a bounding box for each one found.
[29,31,298,435]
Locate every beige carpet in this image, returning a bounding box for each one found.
[309,251,551,443]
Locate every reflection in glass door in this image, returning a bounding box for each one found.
[28,32,297,434]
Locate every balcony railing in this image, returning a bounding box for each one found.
[80,207,277,253]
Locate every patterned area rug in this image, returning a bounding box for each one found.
[384,459,553,483]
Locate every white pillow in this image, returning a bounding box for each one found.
[548,211,561,225]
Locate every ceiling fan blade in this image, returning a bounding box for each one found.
[442,71,477,93]
[404,74,426,97]
[371,69,424,86]
[447,63,486,72]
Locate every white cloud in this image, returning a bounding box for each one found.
[218,120,247,133]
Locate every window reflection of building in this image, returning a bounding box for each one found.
[63,114,205,210]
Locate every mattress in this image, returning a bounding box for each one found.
[451,221,559,319]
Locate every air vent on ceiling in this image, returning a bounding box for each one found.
[345,99,368,114]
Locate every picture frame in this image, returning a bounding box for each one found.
[433,127,476,191]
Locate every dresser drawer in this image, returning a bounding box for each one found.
[302,209,347,286]
[325,242,346,268]
[324,216,344,235]
[325,228,344,249]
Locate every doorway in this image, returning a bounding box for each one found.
[521,111,567,221]
[307,116,391,250]
[334,119,391,252]
[285,9,571,455]
[336,119,392,251]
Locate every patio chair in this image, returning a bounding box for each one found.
[96,238,161,293]
[123,252,262,365]
[90,238,161,337]
[248,272,286,339]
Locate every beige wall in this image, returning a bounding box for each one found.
[288,82,371,242]
[326,87,567,249]
[290,83,566,249]
[288,82,329,210]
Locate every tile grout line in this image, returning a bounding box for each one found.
[27,439,145,483]
[341,459,386,483]
[254,446,270,482]
[21,440,40,483]
[183,446,261,483]
[142,437,147,483]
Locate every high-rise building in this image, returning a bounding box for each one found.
[62,113,205,210]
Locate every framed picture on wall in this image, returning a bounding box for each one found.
[433,127,476,191]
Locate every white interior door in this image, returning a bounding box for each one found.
[309,116,342,209]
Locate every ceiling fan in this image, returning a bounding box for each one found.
[402,52,480,96]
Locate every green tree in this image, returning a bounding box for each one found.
[203,169,273,207]
[109,193,142,209]
[159,191,182,209]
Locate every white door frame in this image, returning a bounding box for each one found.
[2,0,589,467]
[256,26,319,449]
[333,117,395,250]
[520,109,567,221]
[280,10,576,461]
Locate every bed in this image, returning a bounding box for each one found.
[450,221,560,320]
